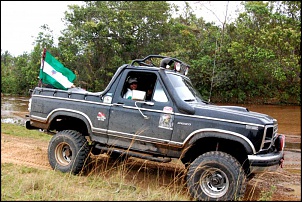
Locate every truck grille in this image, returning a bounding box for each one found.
[261,124,278,150]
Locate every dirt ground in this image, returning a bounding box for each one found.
[1,131,300,201]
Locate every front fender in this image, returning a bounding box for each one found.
[184,128,255,154]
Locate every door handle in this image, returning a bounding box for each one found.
[112,103,124,107]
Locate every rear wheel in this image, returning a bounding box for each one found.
[48,130,90,174]
[187,151,246,201]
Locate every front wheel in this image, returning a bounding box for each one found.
[186,151,246,201]
[48,130,90,175]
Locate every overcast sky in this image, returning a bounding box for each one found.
[1,1,243,57]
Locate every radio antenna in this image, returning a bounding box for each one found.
[208,38,218,103]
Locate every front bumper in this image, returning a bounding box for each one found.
[248,134,285,173]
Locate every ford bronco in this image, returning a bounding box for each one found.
[26,55,285,201]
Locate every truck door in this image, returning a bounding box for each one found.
[108,70,174,155]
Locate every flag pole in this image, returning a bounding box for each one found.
[38,48,47,87]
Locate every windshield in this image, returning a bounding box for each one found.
[167,73,206,103]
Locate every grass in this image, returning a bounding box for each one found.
[1,157,190,200]
[258,185,277,201]
[1,123,191,201]
[1,162,190,201]
[1,122,51,141]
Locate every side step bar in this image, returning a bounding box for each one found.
[95,144,171,163]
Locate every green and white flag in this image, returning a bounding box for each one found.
[39,50,76,90]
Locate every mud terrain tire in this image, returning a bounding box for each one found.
[48,130,90,174]
[187,151,246,201]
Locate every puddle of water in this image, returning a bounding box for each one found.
[280,183,301,198]
[1,96,30,112]
[284,168,301,174]
[286,142,301,150]
[1,117,26,125]
[1,118,15,123]
[1,96,30,126]
[291,185,301,197]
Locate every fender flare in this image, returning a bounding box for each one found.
[47,108,93,134]
[184,129,255,154]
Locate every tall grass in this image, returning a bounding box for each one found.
[1,156,191,200]
[1,123,191,200]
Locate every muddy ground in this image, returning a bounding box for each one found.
[1,131,300,201]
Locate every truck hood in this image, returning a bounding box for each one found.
[190,103,276,126]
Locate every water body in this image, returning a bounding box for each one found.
[1,96,30,125]
[232,104,301,136]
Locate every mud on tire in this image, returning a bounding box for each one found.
[48,130,90,175]
[186,151,246,201]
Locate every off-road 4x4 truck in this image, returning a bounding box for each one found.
[26,55,285,201]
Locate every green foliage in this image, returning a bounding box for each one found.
[1,1,300,104]
[258,185,277,201]
[226,1,300,104]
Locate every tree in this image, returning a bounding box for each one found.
[227,1,300,103]
[58,1,172,91]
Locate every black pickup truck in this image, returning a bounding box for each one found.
[26,55,285,201]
